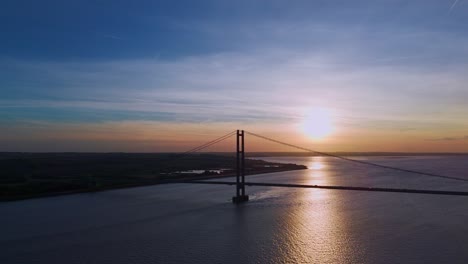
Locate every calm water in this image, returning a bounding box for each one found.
[1,156,468,264]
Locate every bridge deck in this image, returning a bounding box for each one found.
[181,180,468,197]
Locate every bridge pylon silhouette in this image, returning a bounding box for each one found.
[232,130,249,204]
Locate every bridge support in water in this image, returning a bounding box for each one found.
[233,130,249,204]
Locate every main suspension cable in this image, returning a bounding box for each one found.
[160,131,236,170]
[245,131,468,183]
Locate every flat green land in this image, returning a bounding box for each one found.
[0,153,306,201]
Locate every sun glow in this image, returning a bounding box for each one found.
[301,108,334,140]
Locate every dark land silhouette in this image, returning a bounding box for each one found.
[0,152,306,201]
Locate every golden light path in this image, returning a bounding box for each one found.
[276,156,358,263]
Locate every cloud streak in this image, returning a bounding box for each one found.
[450,0,460,11]
[428,136,468,141]
[2,44,468,132]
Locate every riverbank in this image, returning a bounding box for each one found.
[0,167,306,202]
[0,153,306,202]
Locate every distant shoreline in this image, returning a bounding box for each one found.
[2,152,468,157]
[247,152,468,157]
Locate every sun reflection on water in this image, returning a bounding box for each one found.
[276,156,357,263]
[309,156,325,171]
[305,156,329,186]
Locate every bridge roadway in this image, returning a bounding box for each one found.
[184,180,468,197]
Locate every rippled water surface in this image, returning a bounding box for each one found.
[2,156,468,264]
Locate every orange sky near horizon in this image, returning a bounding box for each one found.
[1,120,467,153]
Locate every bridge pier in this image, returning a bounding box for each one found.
[233,130,249,204]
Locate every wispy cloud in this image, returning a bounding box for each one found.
[427,136,468,141]
[2,43,468,128]
[450,0,460,11]
[102,34,124,40]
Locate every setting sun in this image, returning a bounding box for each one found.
[300,108,334,140]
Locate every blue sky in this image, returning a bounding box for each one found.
[2,0,467,61]
[1,0,468,152]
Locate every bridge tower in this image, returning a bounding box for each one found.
[233,130,249,203]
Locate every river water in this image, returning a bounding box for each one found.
[1,156,468,264]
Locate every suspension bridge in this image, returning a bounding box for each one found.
[168,130,468,203]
